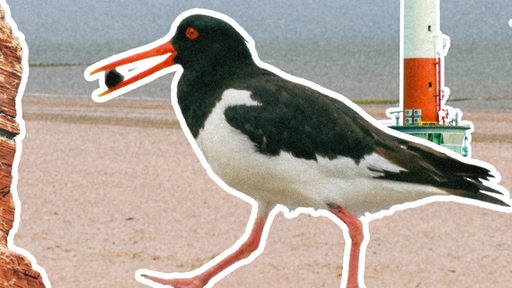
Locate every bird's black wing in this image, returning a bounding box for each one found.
[224,72,509,206]
[225,74,377,162]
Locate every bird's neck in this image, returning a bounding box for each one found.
[176,62,259,138]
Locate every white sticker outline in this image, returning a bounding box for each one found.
[85,7,512,288]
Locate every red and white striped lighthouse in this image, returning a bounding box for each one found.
[389,0,471,156]
[401,0,450,125]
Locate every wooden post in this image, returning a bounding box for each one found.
[0,5,46,287]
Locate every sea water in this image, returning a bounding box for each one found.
[8,1,512,111]
[23,38,512,111]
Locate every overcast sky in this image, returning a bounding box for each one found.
[8,0,512,46]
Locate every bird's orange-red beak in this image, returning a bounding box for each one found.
[88,41,176,97]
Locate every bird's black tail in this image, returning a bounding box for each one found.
[373,134,510,207]
[405,141,509,207]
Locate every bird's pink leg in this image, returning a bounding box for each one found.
[330,205,363,288]
[143,206,270,288]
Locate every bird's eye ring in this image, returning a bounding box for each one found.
[186,27,199,40]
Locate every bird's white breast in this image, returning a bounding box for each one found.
[195,89,444,217]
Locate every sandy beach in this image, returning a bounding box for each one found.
[13,96,512,287]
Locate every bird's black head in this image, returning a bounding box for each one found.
[87,11,256,100]
[171,14,254,73]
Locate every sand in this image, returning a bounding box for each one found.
[13,96,512,287]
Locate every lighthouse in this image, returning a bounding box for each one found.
[402,0,449,125]
[388,0,472,156]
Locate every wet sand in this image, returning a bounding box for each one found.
[14,96,512,287]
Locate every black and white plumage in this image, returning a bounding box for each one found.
[86,9,510,288]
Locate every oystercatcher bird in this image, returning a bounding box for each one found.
[85,9,511,288]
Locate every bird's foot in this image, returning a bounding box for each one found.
[140,273,206,288]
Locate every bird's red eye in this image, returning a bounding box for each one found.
[185,27,199,40]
